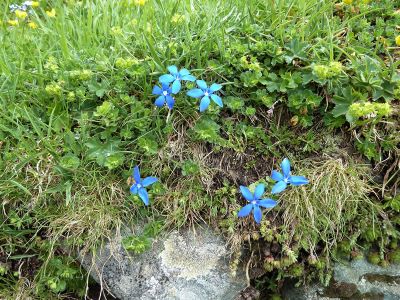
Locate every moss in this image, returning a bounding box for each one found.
[307,255,318,266]
[363,227,379,242]
[389,239,398,250]
[379,260,390,268]
[289,264,304,277]
[315,260,326,270]
[281,256,294,268]
[350,250,364,260]
[388,249,400,264]
[367,252,381,265]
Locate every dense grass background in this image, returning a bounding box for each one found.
[0,0,399,298]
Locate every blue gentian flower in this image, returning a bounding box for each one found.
[187,80,223,112]
[152,82,176,109]
[159,65,196,94]
[271,158,308,194]
[130,166,158,206]
[237,184,277,224]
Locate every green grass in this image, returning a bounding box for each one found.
[1,0,399,298]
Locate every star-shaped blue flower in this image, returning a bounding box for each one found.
[159,65,196,94]
[187,80,223,112]
[130,166,158,206]
[237,184,277,224]
[271,158,308,194]
[152,82,176,109]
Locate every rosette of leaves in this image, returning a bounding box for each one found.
[287,89,322,127]
[94,101,119,127]
[85,138,124,169]
[137,135,159,155]
[193,118,221,142]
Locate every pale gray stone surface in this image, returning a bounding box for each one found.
[80,226,246,300]
[282,259,400,300]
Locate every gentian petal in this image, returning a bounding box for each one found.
[271,181,287,194]
[181,74,196,82]
[152,85,162,95]
[210,94,223,107]
[171,80,181,94]
[271,170,284,181]
[289,176,309,186]
[167,65,178,75]
[281,158,291,178]
[253,205,262,224]
[240,186,254,201]
[154,95,165,107]
[187,88,204,98]
[199,96,210,112]
[254,184,265,200]
[165,95,175,109]
[209,83,222,92]
[196,80,208,90]
[130,184,138,194]
[178,68,190,76]
[133,166,141,183]
[237,204,253,218]
[258,199,277,208]
[138,188,149,206]
[142,176,158,187]
[159,74,175,83]
[161,82,170,91]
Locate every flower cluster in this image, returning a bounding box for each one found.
[137,66,305,221]
[129,158,308,223]
[152,65,223,112]
[7,1,40,28]
[237,158,308,224]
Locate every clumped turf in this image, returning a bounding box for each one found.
[281,157,376,256]
[0,0,399,298]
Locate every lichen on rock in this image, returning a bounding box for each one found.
[159,231,226,280]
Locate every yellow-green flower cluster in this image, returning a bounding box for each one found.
[239,56,262,72]
[44,56,59,72]
[348,102,391,120]
[45,83,62,96]
[122,0,148,6]
[171,14,185,24]
[69,69,93,81]
[396,36,400,47]
[15,9,28,19]
[115,57,139,69]
[134,0,148,6]
[313,61,343,79]
[46,8,56,18]
[67,91,75,102]
[111,26,123,36]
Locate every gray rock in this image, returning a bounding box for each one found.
[282,258,400,300]
[332,259,400,300]
[80,226,247,300]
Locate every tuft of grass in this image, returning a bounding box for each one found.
[281,157,377,256]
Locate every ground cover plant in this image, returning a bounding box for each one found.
[0,0,399,299]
